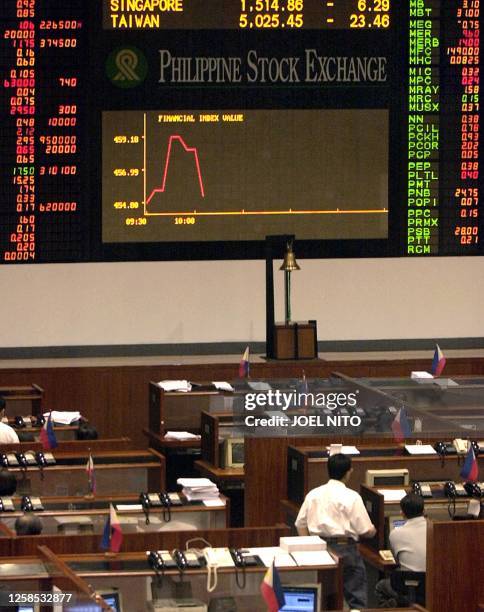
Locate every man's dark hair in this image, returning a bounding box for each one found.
[75,423,98,441]
[15,514,43,536]
[400,493,424,519]
[0,469,17,496]
[0,397,5,412]
[327,453,352,480]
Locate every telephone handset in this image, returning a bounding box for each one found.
[1,454,17,467]
[464,482,482,498]
[0,497,15,512]
[230,549,245,568]
[14,415,26,429]
[147,551,165,572]
[444,482,467,498]
[173,550,188,571]
[15,453,28,468]
[412,482,433,498]
[21,496,44,512]
[159,492,171,507]
[35,452,56,466]
[453,438,469,454]
[34,415,45,427]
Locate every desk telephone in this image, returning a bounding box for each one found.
[140,492,182,508]
[435,439,479,456]
[147,551,177,572]
[464,482,482,498]
[412,482,433,498]
[21,496,44,512]
[444,482,467,498]
[35,451,56,466]
[1,453,19,467]
[0,497,15,512]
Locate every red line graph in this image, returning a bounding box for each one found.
[146,135,205,205]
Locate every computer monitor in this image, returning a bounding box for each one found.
[279,585,321,612]
[388,515,407,531]
[224,438,244,468]
[365,468,409,487]
[99,591,123,612]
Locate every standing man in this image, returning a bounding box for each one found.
[295,453,376,610]
[0,397,19,444]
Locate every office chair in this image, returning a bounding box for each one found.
[390,570,426,606]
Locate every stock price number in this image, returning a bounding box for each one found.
[239,0,303,29]
[350,0,390,29]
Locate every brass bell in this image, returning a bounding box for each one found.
[279,242,300,272]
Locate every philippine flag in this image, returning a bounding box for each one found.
[431,344,446,377]
[260,562,285,612]
[239,346,250,378]
[39,412,58,450]
[460,443,479,482]
[391,407,412,443]
[101,504,123,553]
[86,453,96,495]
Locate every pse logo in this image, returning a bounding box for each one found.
[106,46,148,88]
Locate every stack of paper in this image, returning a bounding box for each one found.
[212,381,235,392]
[177,477,219,501]
[377,489,407,502]
[43,411,82,425]
[164,431,201,441]
[157,380,192,392]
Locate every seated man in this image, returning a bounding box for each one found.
[295,453,376,610]
[0,397,19,444]
[0,469,17,496]
[375,492,427,607]
[15,514,43,536]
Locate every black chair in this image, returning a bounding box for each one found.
[390,570,426,606]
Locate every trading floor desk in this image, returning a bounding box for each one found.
[287,444,484,505]
[3,449,166,496]
[0,493,229,536]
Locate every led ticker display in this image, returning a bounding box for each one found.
[0,0,482,263]
[103,0,391,30]
[0,0,87,263]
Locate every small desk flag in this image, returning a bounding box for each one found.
[101,504,123,553]
[239,346,250,378]
[431,344,446,376]
[39,412,57,450]
[391,407,411,443]
[86,452,96,495]
[460,443,479,482]
[260,562,285,612]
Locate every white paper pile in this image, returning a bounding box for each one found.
[43,411,82,425]
[177,477,219,501]
[157,380,192,392]
[164,431,201,441]
[212,381,235,392]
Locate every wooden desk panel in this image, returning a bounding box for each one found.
[426,519,484,612]
[288,445,484,505]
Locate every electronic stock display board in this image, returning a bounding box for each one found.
[0,0,481,262]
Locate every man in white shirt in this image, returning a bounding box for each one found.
[375,493,427,607]
[0,398,19,444]
[295,454,376,609]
